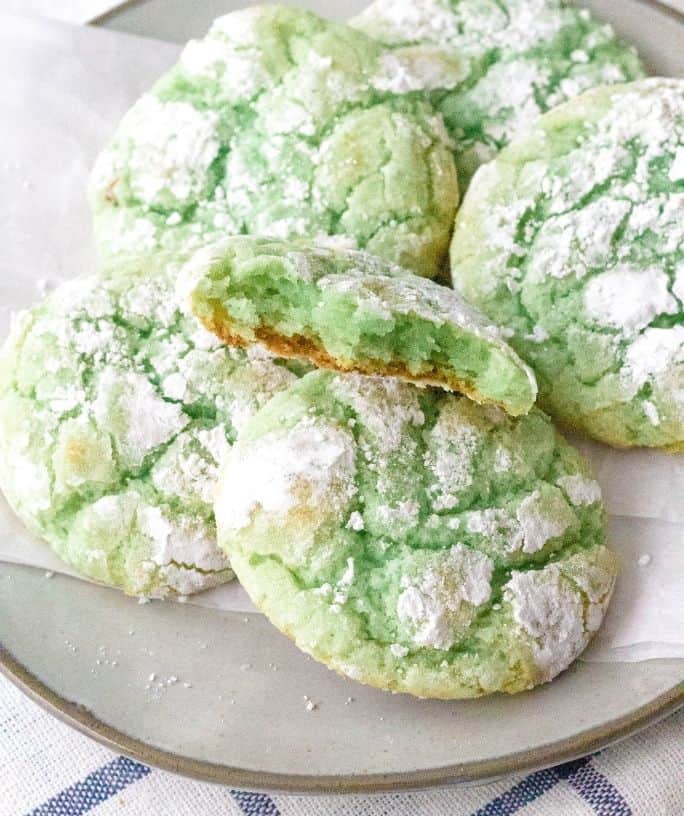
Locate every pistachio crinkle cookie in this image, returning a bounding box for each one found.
[215,370,615,698]
[0,270,298,597]
[89,5,461,279]
[352,0,643,186]
[185,236,536,416]
[450,79,684,449]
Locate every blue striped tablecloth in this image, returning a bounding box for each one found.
[1,674,681,816]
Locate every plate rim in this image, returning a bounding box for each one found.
[1,631,682,794]
[2,0,684,795]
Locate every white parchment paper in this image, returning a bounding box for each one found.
[0,14,681,662]
[2,2,128,25]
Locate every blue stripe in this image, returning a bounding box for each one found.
[564,760,633,815]
[471,766,561,816]
[231,790,281,816]
[554,756,592,780]
[26,751,628,816]
[27,756,151,816]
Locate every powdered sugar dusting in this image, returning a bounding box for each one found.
[505,566,587,681]
[92,369,188,468]
[584,266,677,334]
[370,47,465,94]
[116,97,220,207]
[622,326,684,394]
[465,507,524,555]
[397,544,493,650]
[556,474,602,507]
[516,489,575,554]
[425,400,483,511]
[216,419,357,534]
[331,374,425,452]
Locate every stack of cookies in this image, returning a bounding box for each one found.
[1,2,681,699]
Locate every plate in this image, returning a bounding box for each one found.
[1,0,683,794]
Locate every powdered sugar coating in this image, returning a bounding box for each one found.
[217,370,614,698]
[216,419,357,559]
[352,0,642,185]
[583,267,678,334]
[331,373,425,453]
[505,548,616,680]
[110,97,221,208]
[396,544,493,650]
[451,79,684,448]
[556,474,602,507]
[89,6,458,279]
[515,489,575,554]
[424,399,483,510]
[0,271,298,597]
[505,567,584,681]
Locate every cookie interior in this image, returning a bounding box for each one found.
[188,237,537,416]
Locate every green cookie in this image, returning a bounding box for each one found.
[185,236,536,416]
[216,370,615,699]
[0,268,297,597]
[450,79,684,449]
[352,0,643,186]
[89,5,461,279]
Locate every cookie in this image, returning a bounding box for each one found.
[450,79,684,449]
[0,269,297,597]
[215,370,615,698]
[352,0,643,186]
[89,5,461,279]
[184,236,537,416]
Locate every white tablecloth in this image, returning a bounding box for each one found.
[0,673,682,816]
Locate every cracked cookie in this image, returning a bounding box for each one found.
[0,267,298,597]
[450,79,684,449]
[184,236,537,416]
[89,5,460,279]
[352,0,643,187]
[215,370,615,698]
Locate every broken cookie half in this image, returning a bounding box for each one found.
[183,236,537,417]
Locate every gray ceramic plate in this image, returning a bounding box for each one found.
[1,0,683,795]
